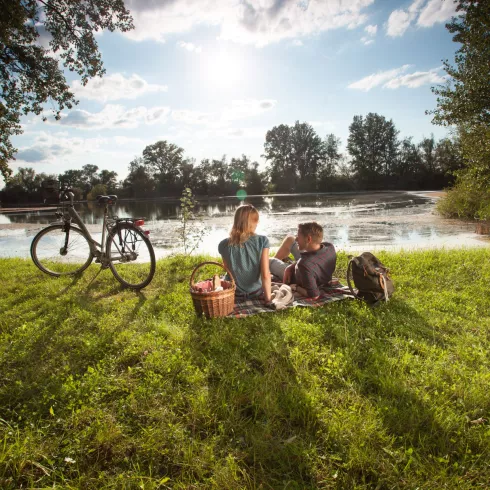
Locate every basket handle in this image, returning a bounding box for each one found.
[189,261,236,289]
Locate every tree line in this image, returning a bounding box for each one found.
[1,112,463,204]
[428,0,489,221]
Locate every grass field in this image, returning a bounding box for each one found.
[1,248,489,489]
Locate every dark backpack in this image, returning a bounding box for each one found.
[347,252,394,305]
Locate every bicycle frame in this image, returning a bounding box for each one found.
[56,191,115,267]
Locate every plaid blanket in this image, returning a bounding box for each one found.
[228,280,355,318]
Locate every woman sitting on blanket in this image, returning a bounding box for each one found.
[219,204,272,304]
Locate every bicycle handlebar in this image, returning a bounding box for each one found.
[60,187,75,205]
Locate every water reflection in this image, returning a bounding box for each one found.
[0,191,485,258]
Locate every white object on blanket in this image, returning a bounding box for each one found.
[271,284,294,310]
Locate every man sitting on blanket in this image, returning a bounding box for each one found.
[269,222,336,300]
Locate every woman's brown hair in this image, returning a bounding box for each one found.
[228,204,259,245]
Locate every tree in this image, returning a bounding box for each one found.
[0,0,133,181]
[123,157,155,198]
[324,133,342,176]
[419,135,437,175]
[290,121,326,191]
[347,113,399,188]
[59,169,85,189]
[429,1,490,128]
[0,166,56,203]
[396,137,422,188]
[209,156,228,195]
[429,1,490,219]
[435,136,463,184]
[142,141,185,195]
[87,184,107,201]
[263,121,326,192]
[229,155,265,195]
[263,124,296,192]
[318,133,342,190]
[99,169,118,192]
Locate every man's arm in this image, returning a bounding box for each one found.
[282,263,296,284]
[296,263,321,299]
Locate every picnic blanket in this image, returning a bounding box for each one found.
[228,279,354,318]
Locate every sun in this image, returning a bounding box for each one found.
[202,48,244,89]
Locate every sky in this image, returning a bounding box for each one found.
[11,0,461,181]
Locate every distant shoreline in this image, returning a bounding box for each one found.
[0,189,447,213]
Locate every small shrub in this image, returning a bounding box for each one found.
[177,187,208,255]
[437,182,490,221]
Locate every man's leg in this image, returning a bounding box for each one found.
[290,240,301,260]
[269,258,288,282]
[274,235,296,260]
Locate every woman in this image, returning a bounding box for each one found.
[218,204,272,303]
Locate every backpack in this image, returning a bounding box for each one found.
[347,252,394,305]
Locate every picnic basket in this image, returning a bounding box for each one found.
[189,261,236,318]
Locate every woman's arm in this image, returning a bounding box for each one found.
[260,247,272,303]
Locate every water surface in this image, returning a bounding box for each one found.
[0,191,486,258]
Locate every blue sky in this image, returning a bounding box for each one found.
[12,0,460,181]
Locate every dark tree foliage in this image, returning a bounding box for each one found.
[142,141,186,195]
[0,0,133,181]
[263,121,327,192]
[0,166,56,203]
[429,0,490,127]
[347,113,399,188]
[119,142,266,198]
[0,128,461,204]
[428,0,490,219]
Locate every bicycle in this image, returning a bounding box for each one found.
[30,183,156,289]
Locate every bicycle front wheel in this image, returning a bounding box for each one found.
[106,223,156,289]
[31,225,94,276]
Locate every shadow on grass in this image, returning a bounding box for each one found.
[313,298,461,461]
[187,312,325,487]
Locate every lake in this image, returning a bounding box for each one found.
[0,191,487,259]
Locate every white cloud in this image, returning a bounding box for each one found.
[14,132,107,163]
[177,41,203,53]
[349,65,445,91]
[360,23,377,44]
[417,0,457,27]
[348,65,412,91]
[386,8,413,37]
[384,67,445,88]
[221,99,277,121]
[364,24,378,36]
[71,73,168,102]
[124,0,375,46]
[386,0,456,37]
[171,99,277,127]
[194,125,270,140]
[172,110,213,125]
[48,104,170,130]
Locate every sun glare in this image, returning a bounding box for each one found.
[202,49,243,88]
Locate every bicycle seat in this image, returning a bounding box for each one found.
[96,195,118,205]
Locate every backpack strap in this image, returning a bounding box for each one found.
[379,273,389,302]
[346,258,360,300]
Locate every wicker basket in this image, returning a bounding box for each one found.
[190,261,236,318]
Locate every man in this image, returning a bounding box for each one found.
[269,222,336,299]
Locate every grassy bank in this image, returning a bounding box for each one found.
[1,249,489,489]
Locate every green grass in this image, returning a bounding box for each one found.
[0,249,489,489]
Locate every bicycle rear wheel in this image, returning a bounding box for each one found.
[31,225,94,276]
[106,223,156,289]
